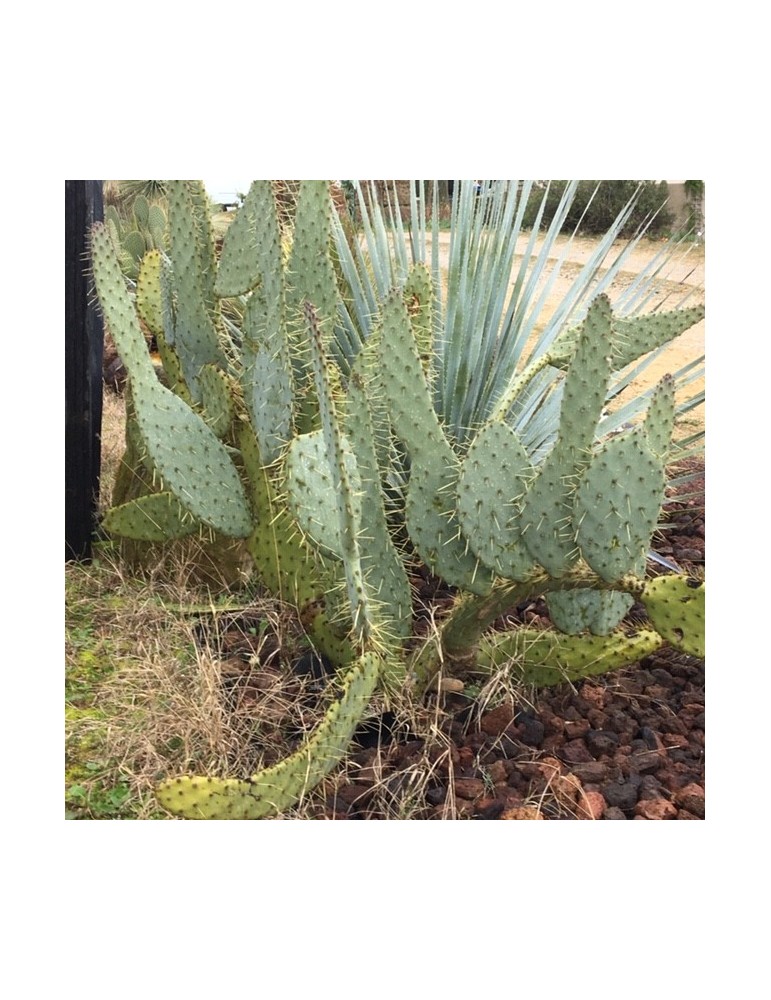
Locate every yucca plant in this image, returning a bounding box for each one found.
[89,180,705,819]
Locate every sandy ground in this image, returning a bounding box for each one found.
[428,230,705,434]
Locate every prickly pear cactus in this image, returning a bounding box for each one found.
[378,289,493,595]
[156,652,380,819]
[90,180,706,820]
[478,627,664,685]
[640,574,705,658]
[456,420,536,581]
[519,295,614,576]
[91,223,253,538]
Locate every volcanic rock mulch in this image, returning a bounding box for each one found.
[207,462,704,821]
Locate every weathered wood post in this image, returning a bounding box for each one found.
[65,180,104,562]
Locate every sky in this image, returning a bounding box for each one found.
[202,179,253,199]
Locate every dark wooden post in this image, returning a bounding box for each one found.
[65,180,104,562]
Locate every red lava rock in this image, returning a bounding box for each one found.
[602,776,641,810]
[564,718,591,739]
[501,789,527,810]
[634,798,678,820]
[454,799,477,818]
[560,739,595,764]
[585,729,621,757]
[540,709,565,736]
[580,684,607,709]
[676,809,702,820]
[674,783,705,818]
[541,734,565,755]
[474,797,505,819]
[552,774,583,808]
[453,777,486,801]
[576,790,606,820]
[662,733,690,750]
[488,760,508,784]
[500,806,544,820]
[570,761,611,784]
[657,769,691,794]
[480,705,515,737]
[643,684,670,702]
[586,708,608,729]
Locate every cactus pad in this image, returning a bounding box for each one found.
[287,429,362,560]
[641,574,705,657]
[156,652,380,819]
[478,627,664,685]
[102,492,200,542]
[91,222,253,538]
[456,420,536,580]
[546,589,634,636]
[521,295,613,576]
[574,427,666,582]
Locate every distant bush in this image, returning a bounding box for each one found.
[522,180,673,236]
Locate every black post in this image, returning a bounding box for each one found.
[65,180,104,562]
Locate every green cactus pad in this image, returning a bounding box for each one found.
[521,295,613,576]
[643,374,676,459]
[457,420,536,580]
[609,306,706,371]
[641,574,705,658]
[546,589,634,636]
[147,204,167,249]
[102,492,200,542]
[136,249,164,339]
[215,180,269,297]
[378,289,493,595]
[285,181,339,432]
[130,379,253,536]
[287,428,362,560]
[378,289,447,459]
[156,651,380,819]
[477,627,664,685]
[345,354,412,644]
[198,364,235,439]
[242,284,293,467]
[91,223,252,538]
[133,194,150,228]
[239,424,333,602]
[238,423,353,665]
[548,305,705,372]
[403,262,434,368]
[574,427,666,582]
[165,181,225,400]
[123,229,147,267]
[305,301,374,644]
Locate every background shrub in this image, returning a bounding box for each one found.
[522,180,673,236]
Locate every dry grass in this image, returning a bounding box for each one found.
[98,390,126,514]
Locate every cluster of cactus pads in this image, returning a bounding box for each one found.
[89,180,705,819]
